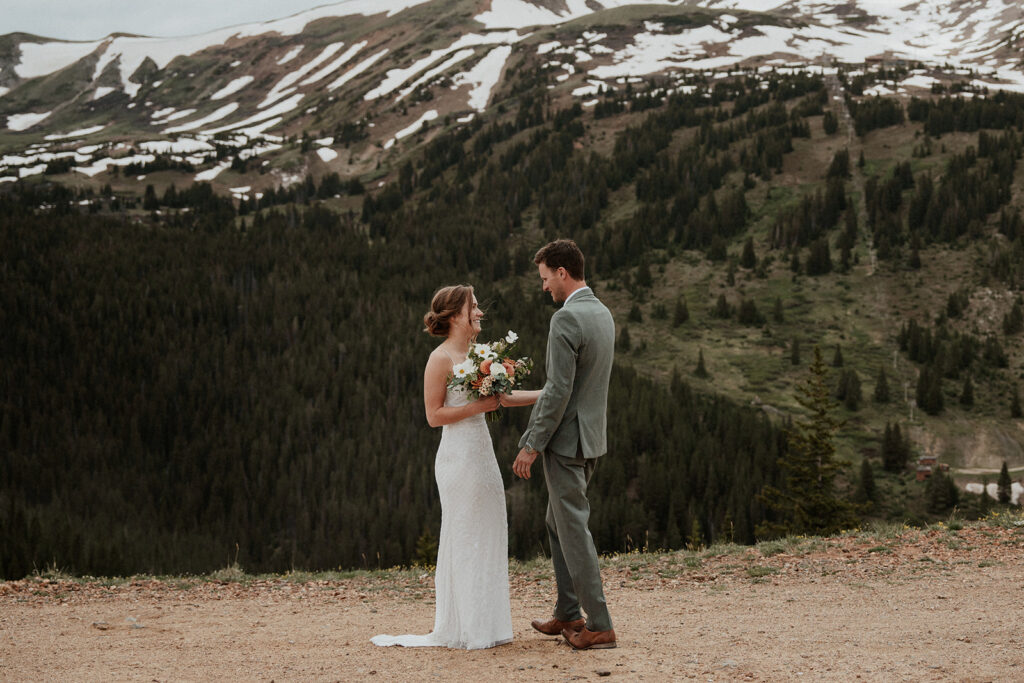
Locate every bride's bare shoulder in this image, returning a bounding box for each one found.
[426,345,451,369]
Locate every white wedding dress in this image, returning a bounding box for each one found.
[371,385,513,650]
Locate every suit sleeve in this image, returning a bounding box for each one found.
[519,309,580,453]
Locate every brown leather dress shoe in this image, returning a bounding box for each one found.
[531,617,585,636]
[563,626,617,650]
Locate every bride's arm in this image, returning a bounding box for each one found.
[424,351,500,427]
[501,389,542,408]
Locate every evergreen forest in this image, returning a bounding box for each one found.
[4,62,1024,579]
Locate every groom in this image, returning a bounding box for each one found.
[512,238,616,650]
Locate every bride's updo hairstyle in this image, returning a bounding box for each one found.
[424,284,475,337]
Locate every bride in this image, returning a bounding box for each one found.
[371,284,539,650]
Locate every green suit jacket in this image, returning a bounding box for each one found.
[519,287,615,459]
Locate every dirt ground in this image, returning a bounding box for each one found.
[2,523,1023,682]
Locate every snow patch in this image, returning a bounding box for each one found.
[6,112,52,131]
[453,45,513,111]
[364,32,521,101]
[138,139,215,154]
[44,125,106,140]
[396,48,476,101]
[261,42,345,108]
[14,40,103,79]
[195,161,231,182]
[328,49,389,91]
[316,148,339,162]
[152,108,197,125]
[212,76,255,100]
[74,154,155,178]
[572,80,606,98]
[277,46,304,65]
[163,103,239,133]
[203,94,304,135]
[18,164,47,178]
[965,481,1023,506]
[300,41,368,86]
[384,109,439,149]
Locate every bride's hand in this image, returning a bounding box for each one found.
[477,395,501,413]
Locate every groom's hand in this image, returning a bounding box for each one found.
[513,447,538,479]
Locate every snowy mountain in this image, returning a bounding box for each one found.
[1,0,1022,189]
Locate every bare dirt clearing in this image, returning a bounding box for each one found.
[3,523,1023,681]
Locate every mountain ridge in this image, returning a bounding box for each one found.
[1,0,1022,172]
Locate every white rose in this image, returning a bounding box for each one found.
[489,363,508,377]
[505,330,518,344]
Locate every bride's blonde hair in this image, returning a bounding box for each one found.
[424,284,475,337]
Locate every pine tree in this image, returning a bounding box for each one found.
[1002,298,1024,335]
[414,527,438,566]
[832,344,844,367]
[143,184,159,211]
[854,458,877,503]
[823,110,839,135]
[737,299,765,326]
[979,476,991,515]
[960,375,974,407]
[842,370,861,411]
[927,469,959,513]
[694,349,710,378]
[790,337,800,366]
[713,294,731,319]
[757,346,858,538]
[874,366,890,403]
[904,244,921,270]
[998,461,1012,504]
[673,296,689,327]
[628,303,643,323]
[740,237,757,269]
[773,297,784,323]
[635,262,653,288]
[882,422,909,472]
[806,237,833,275]
[917,365,944,415]
[617,326,632,352]
[1012,384,1023,418]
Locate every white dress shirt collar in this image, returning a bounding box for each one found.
[563,286,590,305]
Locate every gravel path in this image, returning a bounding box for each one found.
[3,524,1023,681]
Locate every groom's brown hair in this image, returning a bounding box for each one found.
[534,239,584,280]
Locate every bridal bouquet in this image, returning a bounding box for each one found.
[448,330,533,422]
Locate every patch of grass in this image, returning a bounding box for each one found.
[701,542,747,559]
[746,565,779,578]
[979,510,1024,530]
[756,540,787,557]
[208,562,248,583]
[859,520,912,540]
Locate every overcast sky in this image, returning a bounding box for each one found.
[0,1,330,40]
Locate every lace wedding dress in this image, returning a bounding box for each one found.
[371,385,513,650]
